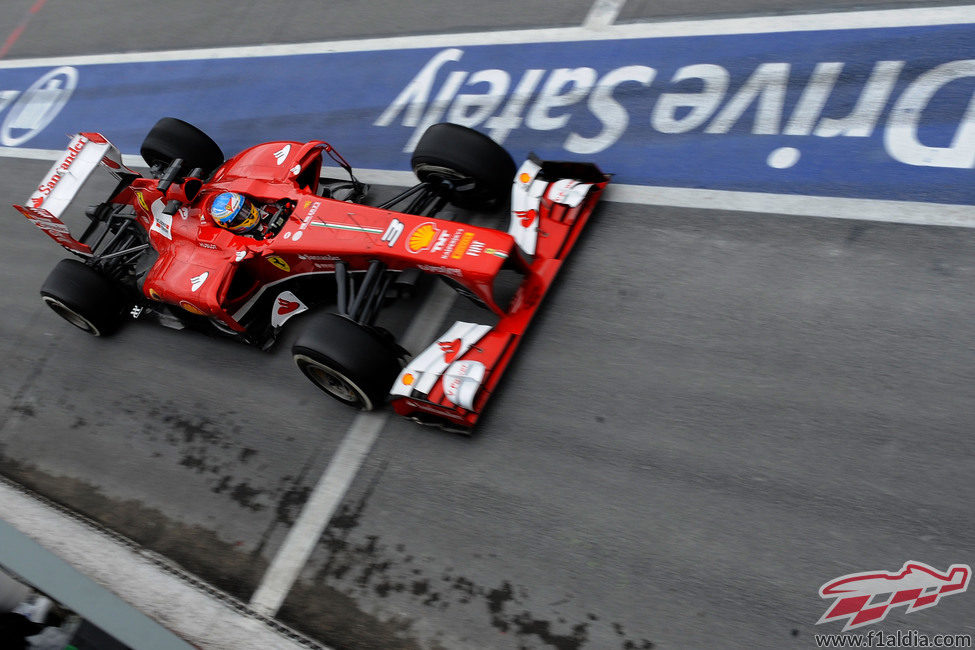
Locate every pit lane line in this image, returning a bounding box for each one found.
[249,281,460,616]
[3,149,974,228]
[0,0,47,59]
[321,168,975,228]
[3,1,973,630]
[0,4,970,69]
[249,0,633,617]
[583,0,626,29]
[1,4,972,226]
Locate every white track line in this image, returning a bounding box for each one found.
[606,184,975,228]
[249,411,387,616]
[0,479,318,650]
[3,2,970,635]
[3,150,971,228]
[584,0,627,29]
[0,6,970,68]
[249,280,460,617]
[330,167,975,228]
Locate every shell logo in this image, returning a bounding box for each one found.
[519,172,531,184]
[402,373,415,386]
[406,222,439,254]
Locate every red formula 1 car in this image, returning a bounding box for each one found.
[14,118,608,431]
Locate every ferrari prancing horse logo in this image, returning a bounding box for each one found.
[266,255,290,272]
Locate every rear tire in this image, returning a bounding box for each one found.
[40,259,127,336]
[411,123,515,206]
[140,117,224,178]
[292,312,403,411]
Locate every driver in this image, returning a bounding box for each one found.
[207,191,261,235]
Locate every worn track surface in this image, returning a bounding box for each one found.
[1,2,973,648]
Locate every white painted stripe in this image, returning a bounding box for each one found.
[329,165,975,228]
[311,221,384,233]
[605,184,975,228]
[3,150,970,228]
[584,0,627,29]
[249,280,459,616]
[249,411,386,616]
[0,6,971,68]
[0,479,318,650]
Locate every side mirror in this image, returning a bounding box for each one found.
[162,167,203,215]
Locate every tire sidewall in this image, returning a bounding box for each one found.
[40,295,104,336]
[291,313,403,410]
[40,259,127,336]
[293,351,377,410]
[411,123,515,206]
[140,117,224,177]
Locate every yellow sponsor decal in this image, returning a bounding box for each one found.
[267,255,290,272]
[134,191,149,213]
[450,231,475,259]
[148,288,161,301]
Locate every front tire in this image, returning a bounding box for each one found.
[40,259,127,336]
[411,122,515,206]
[292,312,403,411]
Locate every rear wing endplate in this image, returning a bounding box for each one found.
[13,132,135,255]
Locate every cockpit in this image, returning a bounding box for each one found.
[204,191,293,240]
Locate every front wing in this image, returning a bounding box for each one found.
[389,157,609,430]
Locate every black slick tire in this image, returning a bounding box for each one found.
[140,117,224,177]
[39,259,127,336]
[411,122,515,206]
[292,312,403,411]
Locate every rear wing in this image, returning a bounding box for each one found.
[13,132,137,255]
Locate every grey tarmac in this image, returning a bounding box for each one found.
[0,2,973,649]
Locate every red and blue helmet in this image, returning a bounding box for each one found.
[208,191,260,234]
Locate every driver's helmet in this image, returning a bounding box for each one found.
[208,191,260,234]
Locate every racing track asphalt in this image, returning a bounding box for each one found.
[1,2,975,649]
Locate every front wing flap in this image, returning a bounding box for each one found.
[389,158,609,430]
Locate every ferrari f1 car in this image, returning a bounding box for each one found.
[15,118,608,431]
